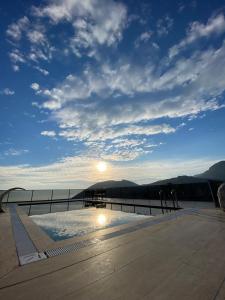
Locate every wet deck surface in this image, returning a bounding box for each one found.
[1,208,225,299]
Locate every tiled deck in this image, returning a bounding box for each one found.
[1,207,225,299]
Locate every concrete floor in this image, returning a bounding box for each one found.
[1,208,225,299]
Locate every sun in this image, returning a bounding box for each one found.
[97,161,107,172]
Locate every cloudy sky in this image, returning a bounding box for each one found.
[1,0,225,189]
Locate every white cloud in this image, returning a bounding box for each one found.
[59,124,175,142]
[169,13,225,58]
[12,65,20,72]
[4,148,29,156]
[58,123,174,161]
[101,150,149,161]
[27,29,46,44]
[30,82,40,91]
[40,40,225,123]
[135,30,152,48]
[32,101,42,109]
[5,5,225,165]
[9,49,25,64]
[7,17,54,70]
[1,88,15,96]
[6,16,30,41]
[82,137,157,162]
[33,38,225,161]
[157,15,173,36]
[178,3,185,13]
[6,0,127,76]
[32,0,127,56]
[41,130,56,137]
[34,66,49,75]
[28,44,54,62]
[0,156,221,189]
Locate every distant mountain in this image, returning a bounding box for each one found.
[150,161,225,185]
[88,180,138,189]
[149,175,207,186]
[196,161,225,181]
[87,161,224,189]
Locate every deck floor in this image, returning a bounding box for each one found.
[1,208,225,299]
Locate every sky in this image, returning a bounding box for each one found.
[1,0,225,189]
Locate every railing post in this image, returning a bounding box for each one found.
[159,190,164,214]
[6,191,10,204]
[50,190,53,213]
[164,198,168,213]
[67,189,70,211]
[171,189,175,209]
[28,190,34,216]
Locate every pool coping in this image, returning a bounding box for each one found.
[13,206,158,265]
[18,206,154,251]
[9,205,47,266]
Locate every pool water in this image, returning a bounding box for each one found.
[30,208,149,241]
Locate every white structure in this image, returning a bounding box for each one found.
[217,183,225,211]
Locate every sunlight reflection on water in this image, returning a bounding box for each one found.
[31,208,149,241]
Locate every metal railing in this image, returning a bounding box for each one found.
[83,198,181,214]
[1,188,181,216]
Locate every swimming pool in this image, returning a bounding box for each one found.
[31,208,149,241]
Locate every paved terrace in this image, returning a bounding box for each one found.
[1,207,225,299]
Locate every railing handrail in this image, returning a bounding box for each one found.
[0,187,25,213]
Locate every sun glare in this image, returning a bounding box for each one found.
[97,214,107,226]
[97,161,107,172]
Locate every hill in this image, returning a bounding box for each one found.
[196,161,225,181]
[150,161,225,185]
[86,161,224,189]
[88,180,138,189]
[148,175,207,186]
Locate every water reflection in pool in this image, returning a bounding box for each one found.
[31,208,149,241]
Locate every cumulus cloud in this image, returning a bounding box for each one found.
[41,130,56,137]
[0,88,15,96]
[169,13,225,58]
[30,82,40,91]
